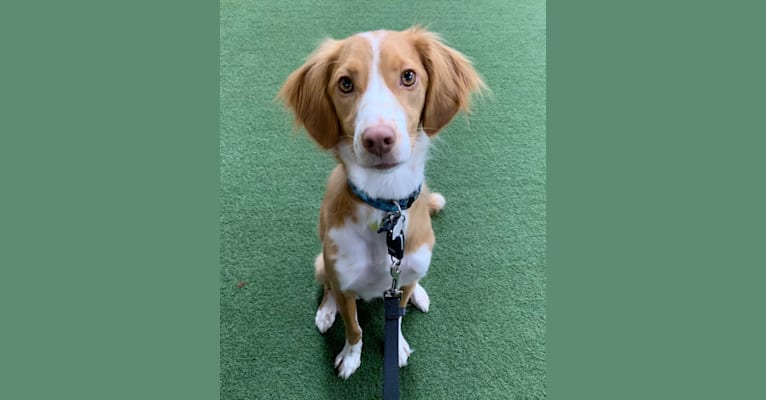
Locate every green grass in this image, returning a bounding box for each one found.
[220,1,545,398]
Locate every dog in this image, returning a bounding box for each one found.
[279,26,484,379]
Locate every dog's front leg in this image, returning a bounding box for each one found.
[396,283,421,367]
[332,287,363,379]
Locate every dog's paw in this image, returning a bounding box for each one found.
[315,292,338,333]
[398,332,412,367]
[334,340,363,379]
[315,305,337,334]
[410,283,430,313]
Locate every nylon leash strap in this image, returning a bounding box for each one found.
[378,204,406,400]
[384,291,404,400]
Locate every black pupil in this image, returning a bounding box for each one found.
[403,71,414,83]
[340,78,352,91]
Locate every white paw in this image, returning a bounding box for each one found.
[315,292,337,333]
[315,306,337,333]
[334,340,362,379]
[410,283,430,313]
[398,331,412,367]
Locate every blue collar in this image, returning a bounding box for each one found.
[347,180,422,213]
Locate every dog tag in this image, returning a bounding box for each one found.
[385,215,405,260]
[378,211,405,260]
[386,230,404,260]
[377,212,400,234]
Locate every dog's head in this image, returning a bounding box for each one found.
[279,27,485,171]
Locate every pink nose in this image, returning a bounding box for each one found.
[361,126,396,156]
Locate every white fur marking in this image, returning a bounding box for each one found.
[398,318,412,367]
[315,290,338,333]
[335,339,363,379]
[355,32,407,141]
[328,220,432,301]
[340,133,429,199]
[410,282,430,313]
[399,244,432,283]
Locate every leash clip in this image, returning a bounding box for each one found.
[381,201,405,300]
[385,259,402,298]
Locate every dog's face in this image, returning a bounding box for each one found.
[280,27,484,171]
[328,31,428,171]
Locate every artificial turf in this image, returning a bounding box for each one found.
[220,1,545,398]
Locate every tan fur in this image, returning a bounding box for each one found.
[334,289,362,345]
[402,187,436,253]
[406,27,486,135]
[325,36,373,141]
[278,39,345,149]
[317,164,358,239]
[378,30,429,140]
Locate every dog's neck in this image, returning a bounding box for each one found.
[339,130,429,200]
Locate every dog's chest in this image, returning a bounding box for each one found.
[327,208,430,301]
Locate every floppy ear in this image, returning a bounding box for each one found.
[411,28,486,136]
[278,39,342,149]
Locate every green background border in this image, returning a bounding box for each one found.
[548,1,765,398]
[1,1,219,399]
[2,1,765,399]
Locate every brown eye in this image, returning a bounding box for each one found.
[401,69,416,87]
[338,76,354,93]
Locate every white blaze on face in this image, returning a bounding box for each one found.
[354,31,411,161]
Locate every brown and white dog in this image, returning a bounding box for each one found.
[279,27,484,379]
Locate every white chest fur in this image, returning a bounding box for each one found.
[327,206,432,301]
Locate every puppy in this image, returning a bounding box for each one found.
[279,27,484,379]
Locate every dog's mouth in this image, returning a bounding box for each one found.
[353,145,407,171]
[372,162,402,171]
